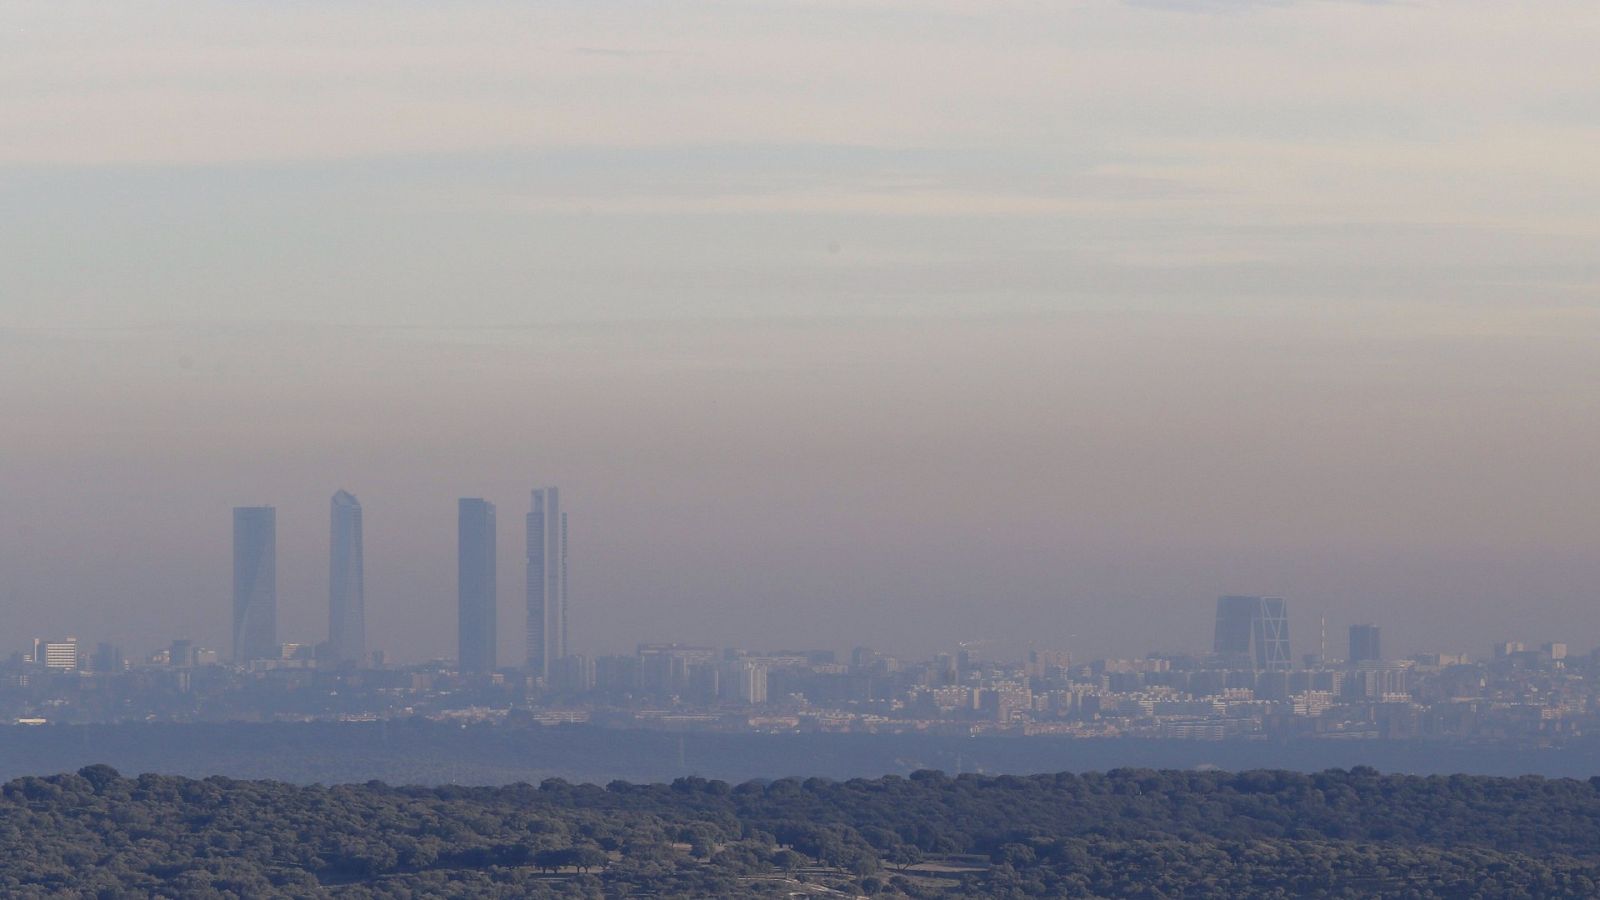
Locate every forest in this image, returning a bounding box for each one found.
[7,765,1600,897]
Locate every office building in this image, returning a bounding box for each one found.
[1349,624,1381,663]
[458,498,497,674]
[328,490,365,665]
[31,638,79,671]
[1493,641,1526,659]
[90,642,122,674]
[723,660,769,704]
[1346,663,1409,700]
[1213,596,1256,667]
[169,639,195,668]
[526,487,568,679]
[638,644,717,693]
[1212,595,1291,672]
[232,506,277,663]
[550,654,595,693]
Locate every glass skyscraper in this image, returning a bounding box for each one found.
[457,498,497,674]
[232,506,277,663]
[328,490,365,666]
[1349,623,1381,663]
[526,487,568,680]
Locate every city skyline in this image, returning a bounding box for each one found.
[4,2,1595,892]
[7,589,1589,757]
[9,487,1577,667]
[24,586,1578,692]
[201,496,1385,674]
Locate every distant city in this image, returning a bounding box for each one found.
[1,493,1588,744]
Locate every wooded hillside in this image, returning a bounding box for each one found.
[7,765,1600,897]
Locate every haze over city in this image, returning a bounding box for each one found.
[9,4,1600,897]
[3,0,1598,665]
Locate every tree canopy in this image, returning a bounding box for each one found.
[5,765,1600,896]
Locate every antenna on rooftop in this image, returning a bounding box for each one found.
[1320,610,1327,663]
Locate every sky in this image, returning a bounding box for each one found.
[1,0,1598,665]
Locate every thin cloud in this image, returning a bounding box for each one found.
[573,46,683,58]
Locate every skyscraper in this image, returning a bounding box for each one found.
[232,506,277,663]
[457,498,497,674]
[1212,595,1291,671]
[1349,624,1381,663]
[1212,595,1256,668]
[328,490,365,666]
[526,487,568,679]
[1252,597,1292,671]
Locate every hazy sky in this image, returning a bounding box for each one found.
[2,1,1597,664]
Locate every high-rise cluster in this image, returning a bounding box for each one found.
[230,487,570,675]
